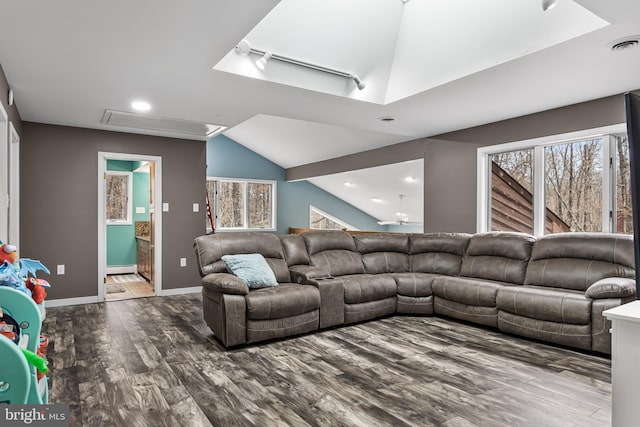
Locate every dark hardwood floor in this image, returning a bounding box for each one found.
[43,294,611,426]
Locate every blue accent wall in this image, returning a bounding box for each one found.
[106,161,150,267]
[206,135,386,234]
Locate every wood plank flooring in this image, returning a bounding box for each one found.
[42,294,612,426]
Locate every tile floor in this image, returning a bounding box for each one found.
[105,274,154,301]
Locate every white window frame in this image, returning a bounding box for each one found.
[105,171,133,225]
[309,205,359,231]
[207,177,277,231]
[477,123,627,236]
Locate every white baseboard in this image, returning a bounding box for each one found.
[45,286,201,307]
[45,296,100,307]
[106,265,138,275]
[157,286,201,296]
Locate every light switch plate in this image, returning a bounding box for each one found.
[163,203,169,212]
[193,203,199,212]
[57,264,65,275]
[136,206,146,214]
[180,258,187,267]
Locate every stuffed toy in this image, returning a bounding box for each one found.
[0,242,19,270]
[26,278,50,305]
[0,241,51,304]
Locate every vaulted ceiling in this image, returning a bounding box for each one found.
[1,0,639,224]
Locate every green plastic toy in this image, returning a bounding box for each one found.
[19,347,48,374]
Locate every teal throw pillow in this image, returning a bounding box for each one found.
[221,253,278,289]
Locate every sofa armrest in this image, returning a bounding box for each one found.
[289,265,332,284]
[201,273,249,295]
[586,277,636,299]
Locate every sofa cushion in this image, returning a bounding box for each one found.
[497,286,591,325]
[409,233,471,276]
[525,233,635,291]
[341,274,397,304]
[302,231,365,277]
[432,276,511,307]
[194,233,291,282]
[355,233,410,273]
[245,284,320,320]
[460,232,535,285]
[222,254,278,289]
[389,272,437,297]
[279,234,310,266]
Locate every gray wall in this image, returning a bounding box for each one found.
[0,63,22,136]
[21,123,206,299]
[434,94,628,145]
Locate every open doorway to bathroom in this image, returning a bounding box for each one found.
[98,152,162,302]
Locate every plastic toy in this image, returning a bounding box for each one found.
[20,348,48,375]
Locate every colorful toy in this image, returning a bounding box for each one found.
[26,278,50,305]
[0,242,19,270]
[19,347,49,380]
[0,241,51,305]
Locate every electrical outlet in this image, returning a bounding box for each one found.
[163,203,169,212]
[193,203,199,212]
[180,258,187,267]
[57,264,65,275]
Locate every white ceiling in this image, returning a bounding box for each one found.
[1,0,639,225]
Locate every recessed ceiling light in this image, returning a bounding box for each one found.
[379,117,396,123]
[405,176,417,183]
[371,197,383,203]
[131,101,151,112]
[344,181,354,187]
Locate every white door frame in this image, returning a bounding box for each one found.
[97,152,162,302]
[0,103,8,243]
[8,122,20,246]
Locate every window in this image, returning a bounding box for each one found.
[478,124,631,236]
[206,178,276,231]
[105,171,132,224]
[309,206,357,230]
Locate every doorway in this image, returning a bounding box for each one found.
[98,152,162,302]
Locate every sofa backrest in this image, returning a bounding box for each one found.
[279,234,310,266]
[410,233,472,276]
[460,232,535,284]
[193,233,291,283]
[354,233,410,273]
[525,232,635,291]
[302,231,365,277]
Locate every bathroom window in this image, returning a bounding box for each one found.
[206,178,276,231]
[105,171,132,225]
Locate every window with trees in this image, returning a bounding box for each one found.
[105,171,132,224]
[206,178,276,231]
[479,126,631,236]
[309,206,357,230]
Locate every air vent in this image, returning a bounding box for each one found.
[101,110,226,140]
[609,37,640,52]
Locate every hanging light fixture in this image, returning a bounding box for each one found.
[233,39,366,91]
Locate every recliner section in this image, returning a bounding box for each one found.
[194,230,636,353]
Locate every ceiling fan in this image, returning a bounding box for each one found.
[377,194,423,226]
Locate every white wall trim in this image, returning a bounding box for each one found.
[98,152,162,302]
[106,265,138,275]
[157,286,201,296]
[45,296,100,308]
[8,121,19,246]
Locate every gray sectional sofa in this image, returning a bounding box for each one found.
[193,230,636,354]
